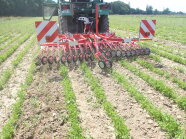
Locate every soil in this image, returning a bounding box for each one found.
[144,57,186,84]
[113,63,186,128]
[0,35,34,77]
[0,34,21,52]
[68,69,115,139]
[159,57,186,72]
[14,70,69,139]
[155,39,186,49]
[92,65,166,139]
[0,34,29,55]
[0,41,37,132]
[133,61,186,97]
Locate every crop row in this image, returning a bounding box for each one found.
[111,70,184,138]
[0,33,32,65]
[109,15,186,44]
[0,34,21,51]
[60,65,84,138]
[0,54,38,139]
[0,34,12,44]
[152,42,186,58]
[80,63,130,138]
[147,52,186,75]
[141,42,186,65]
[80,62,185,138]
[0,38,35,90]
[136,59,186,90]
[120,60,186,111]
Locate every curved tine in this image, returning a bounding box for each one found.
[79,44,84,54]
[43,47,48,57]
[112,42,117,48]
[121,43,128,50]
[62,45,67,56]
[39,47,44,58]
[118,43,124,50]
[87,43,91,53]
[74,45,78,56]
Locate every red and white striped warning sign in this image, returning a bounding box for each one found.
[139,20,156,39]
[35,21,59,45]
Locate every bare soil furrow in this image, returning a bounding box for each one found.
[133,61,186,97]
[14,70,69,139]
[0,43,37,131]
[0,35,34,77]
[155,39,186,49]
[159,56,186,72]
[0,34,21,51]
[114,63,186,127]
[92,66,166,139]
[68,69,115,139]
[144,57,186,83]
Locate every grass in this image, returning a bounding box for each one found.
[111,70,185,138]
[80,63,130,139]
[120,60,186,111]
[60,65,84,139]
[0,56,37,139]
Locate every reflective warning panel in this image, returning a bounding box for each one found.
[35,21,59,45]
[139,20,156,39]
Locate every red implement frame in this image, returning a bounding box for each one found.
[37,4,155,68]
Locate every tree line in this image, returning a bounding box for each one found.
[0,0,54,16]
[110,1,185,15]
[0,0,185,16]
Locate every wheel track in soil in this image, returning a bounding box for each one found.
[0,40,37,132]
[14,70,69,139]
[0,35,35,77]
[113,63,186,128]
[92,65,166,139]
[68,69,115,139]
[132,61,186,97]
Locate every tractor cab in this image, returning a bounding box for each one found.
[42,0,110,33]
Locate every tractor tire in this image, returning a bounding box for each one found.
[99,15,109,33]
[61,17,68,33]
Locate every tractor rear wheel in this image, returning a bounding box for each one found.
[99,15,109,33]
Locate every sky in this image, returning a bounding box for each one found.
[105,0,186,12]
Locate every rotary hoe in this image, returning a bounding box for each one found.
[35,0,156,69]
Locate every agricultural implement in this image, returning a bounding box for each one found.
[35,0,156,69]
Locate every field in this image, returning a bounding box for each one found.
[0,15,185,139]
